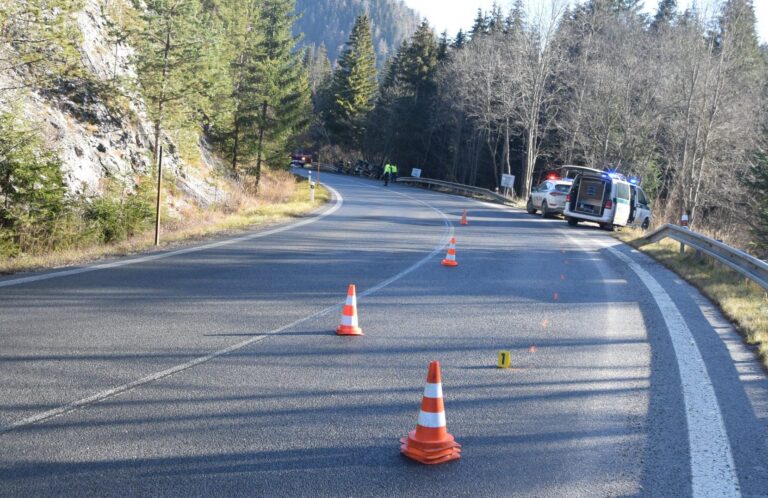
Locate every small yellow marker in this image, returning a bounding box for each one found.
[497,351,512,369]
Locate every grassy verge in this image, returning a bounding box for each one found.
[0,176,330,275]
[616,228,768,369]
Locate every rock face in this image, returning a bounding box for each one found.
[3,0,223,207]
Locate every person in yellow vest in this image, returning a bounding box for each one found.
[383,163,393,186]
[391,164,398,183]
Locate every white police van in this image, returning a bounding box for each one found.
[564,171,636,231]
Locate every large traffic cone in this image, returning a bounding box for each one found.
[441,238,459,267]
[460,209,468,226]
[336,284,363,336]
[400,361,461,465]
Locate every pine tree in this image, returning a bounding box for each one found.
[718,0,761,65]
[0,110,67,256]
[745,147,768,257]
[488,3,505,34]
[132,0,215,160]
[506,0,526,36]
[437,31,450,62]
[400,21,439,97]
[470,8,489,38]
[372,21,439,169]
[651,0,677,30]
[452,30,466,50]
[327,14,378,149]
[248,0,311,184]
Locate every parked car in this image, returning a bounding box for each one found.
[563,171,634,231]
[527,179,574,217]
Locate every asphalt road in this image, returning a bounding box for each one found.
[0,172,767,497]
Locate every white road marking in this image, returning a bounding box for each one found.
[0,179,453,434]
[0,186,345,289]
[605,245,740,497]
[420,189,742,496]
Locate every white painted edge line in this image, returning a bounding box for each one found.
[408,184,739,494]
[0,186,345,289]
[0,179,454,435]
[605,245,740,497]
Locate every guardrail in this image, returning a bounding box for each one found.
[396,177,513,205]
[635,224,768,291]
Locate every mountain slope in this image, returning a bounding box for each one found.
[294,0,421,66]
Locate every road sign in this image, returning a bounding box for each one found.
[501,174,515,188]
[412,168,422,178]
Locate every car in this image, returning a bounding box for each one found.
[527,179,574,217]
[563,171,633,230]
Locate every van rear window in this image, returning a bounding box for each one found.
[616,183,630,200]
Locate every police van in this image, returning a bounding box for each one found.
[564,170,651,231]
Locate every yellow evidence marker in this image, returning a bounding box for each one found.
[497,351,512,369]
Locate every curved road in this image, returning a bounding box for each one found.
[0,173,767,497]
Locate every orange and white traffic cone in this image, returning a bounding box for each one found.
[460,209,468,226]
[442,238,459,267]
[400,361,461,465]
[336,284,363,336]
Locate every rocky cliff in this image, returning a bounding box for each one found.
[1,0,224,213]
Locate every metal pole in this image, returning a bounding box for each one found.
[154,145,163,246]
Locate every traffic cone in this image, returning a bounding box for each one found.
[336,284,363,336]
[441,238,459,267]
[400,361,461,465]
[460,209,468,225]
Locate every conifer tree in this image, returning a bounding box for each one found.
[651,0,677,30]
[745,148,768,257]
[132,0,214,160]
[470,9,489,38]
[452,30,466,50]
[248,0,311,185]
[328,14,378,149]
[0,110,67,255]
[437,31,450,62]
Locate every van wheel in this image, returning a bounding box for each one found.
[600,223,615,232]
[526,198,536,215]
[541,201,550,218]
[642,218,650,230]
[567,217,578,226]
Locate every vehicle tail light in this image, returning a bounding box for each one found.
[604,199,613,210]
[566,193,571,202]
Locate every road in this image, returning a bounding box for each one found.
[0,173,767,497]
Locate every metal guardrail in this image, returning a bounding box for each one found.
[396,177,513,204]
[636,224,768,291]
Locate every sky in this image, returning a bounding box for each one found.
[402,0,768,42]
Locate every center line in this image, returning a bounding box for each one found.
[0,180,453,435]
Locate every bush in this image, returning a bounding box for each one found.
[86,178,154,243]
[0,110,68,257]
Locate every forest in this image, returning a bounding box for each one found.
[314,0,768,256]
[1,0,767,260]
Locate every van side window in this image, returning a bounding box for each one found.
[637,189,648,205]
[616,183,630,200]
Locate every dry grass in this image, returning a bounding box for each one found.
[0,172,330,275]
[616,228,768,370]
